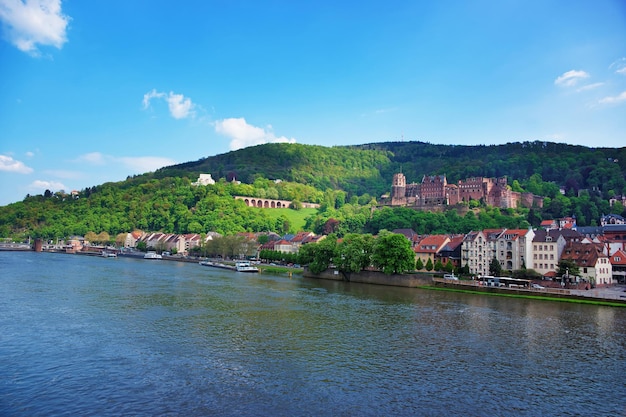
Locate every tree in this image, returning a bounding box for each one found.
[489,257,502,276]
[371,231,415,275]
[309,234,338,274]
[96,231,110,245]
[557,259,580,278]
[425,258,433,272]
[84,231,97,245]
[434,259,444,272]
[415,257,424,271]
[336,233,374,274]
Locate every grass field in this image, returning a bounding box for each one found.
[262,207,317,233]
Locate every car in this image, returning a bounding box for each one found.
[443,274,458,280]
[531,283,545,289]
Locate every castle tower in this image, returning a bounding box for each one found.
[391,173,407,205]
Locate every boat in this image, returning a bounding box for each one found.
[199,260,259,273]
[199,261,235,270]
[144,251,163,260]
[235,261,259,273]
[101,251,117,258]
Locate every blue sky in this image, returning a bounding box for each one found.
[1,0,625,206]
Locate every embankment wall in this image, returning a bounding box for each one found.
[303,268,434,287]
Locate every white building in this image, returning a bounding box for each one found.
[192,174,216,186]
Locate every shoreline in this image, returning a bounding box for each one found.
[303,268,626,307]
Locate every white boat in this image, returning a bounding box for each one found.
[144,251,162,260]
[235,261,259,273]
[101,251,117,258]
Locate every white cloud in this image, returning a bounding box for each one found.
[214,117,296,150]
[142,89,165,109]
[609,58,626,75]
[29,179,66,192]
[576,82,604,92]
[25,151,34,157]
[598,91,626,105]
[166,92,195,119]
[117,156,176,173]
[142,89,196,119]
[0,0,70,56]
[0,154,33,173]
[554,70,589,87]
[75,152,107,165]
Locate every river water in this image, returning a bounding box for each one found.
[1,251,624,416]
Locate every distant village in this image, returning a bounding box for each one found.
[38,213,626,288]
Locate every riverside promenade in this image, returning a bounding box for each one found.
[432,277,626,305]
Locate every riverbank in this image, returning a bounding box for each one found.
[427,279,626,307]
[303,267,626,307]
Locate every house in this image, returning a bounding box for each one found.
[560,242,613,286]
[437,236,464,270]
[600,213,625,226]
[274,239,296,254]
[414,235,450,268]
[461,230,491,276]
[494,228,534,272]
[191,173,215,186]
[532,230,567,277]
[540,219,558,230]
[609,249,626,284]
[124,230,144,248]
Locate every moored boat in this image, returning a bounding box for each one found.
[144,251,162,260]
[235,261,259,273]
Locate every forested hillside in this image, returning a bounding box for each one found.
[1,140,625,240]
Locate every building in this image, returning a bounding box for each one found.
[532,230,566,276]
[494,228,534,272]
[461,230,491,276]
[609,249,626,284]
[560,242,613,286]
[414,235,450,268]
[387,173,544,210]
[192,174,216,186]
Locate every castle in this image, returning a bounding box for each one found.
[388,173,543,209]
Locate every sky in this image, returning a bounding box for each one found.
[1,0,625,206]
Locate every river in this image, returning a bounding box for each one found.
[1,251,624,416]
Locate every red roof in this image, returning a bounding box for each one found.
[610,249,626,266]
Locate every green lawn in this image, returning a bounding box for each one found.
[262,207,317,233]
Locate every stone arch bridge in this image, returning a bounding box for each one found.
[234,196,320,209]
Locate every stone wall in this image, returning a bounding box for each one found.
[303,268,434,287]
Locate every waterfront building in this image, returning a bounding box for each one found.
[414,234,450,268]
[494,228,534,272]
[461,230,492,276]
[560,242,613,286]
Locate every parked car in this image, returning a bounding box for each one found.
[532,283,545,289]
[443,274,458,280]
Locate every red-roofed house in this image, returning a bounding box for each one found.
[414,234,450,267]
[540,219,558,230]
[561,242,612,286]
[609,249,626,284]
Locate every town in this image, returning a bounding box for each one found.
[32,209,626,288]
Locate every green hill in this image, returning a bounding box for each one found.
[1,140,625,240]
